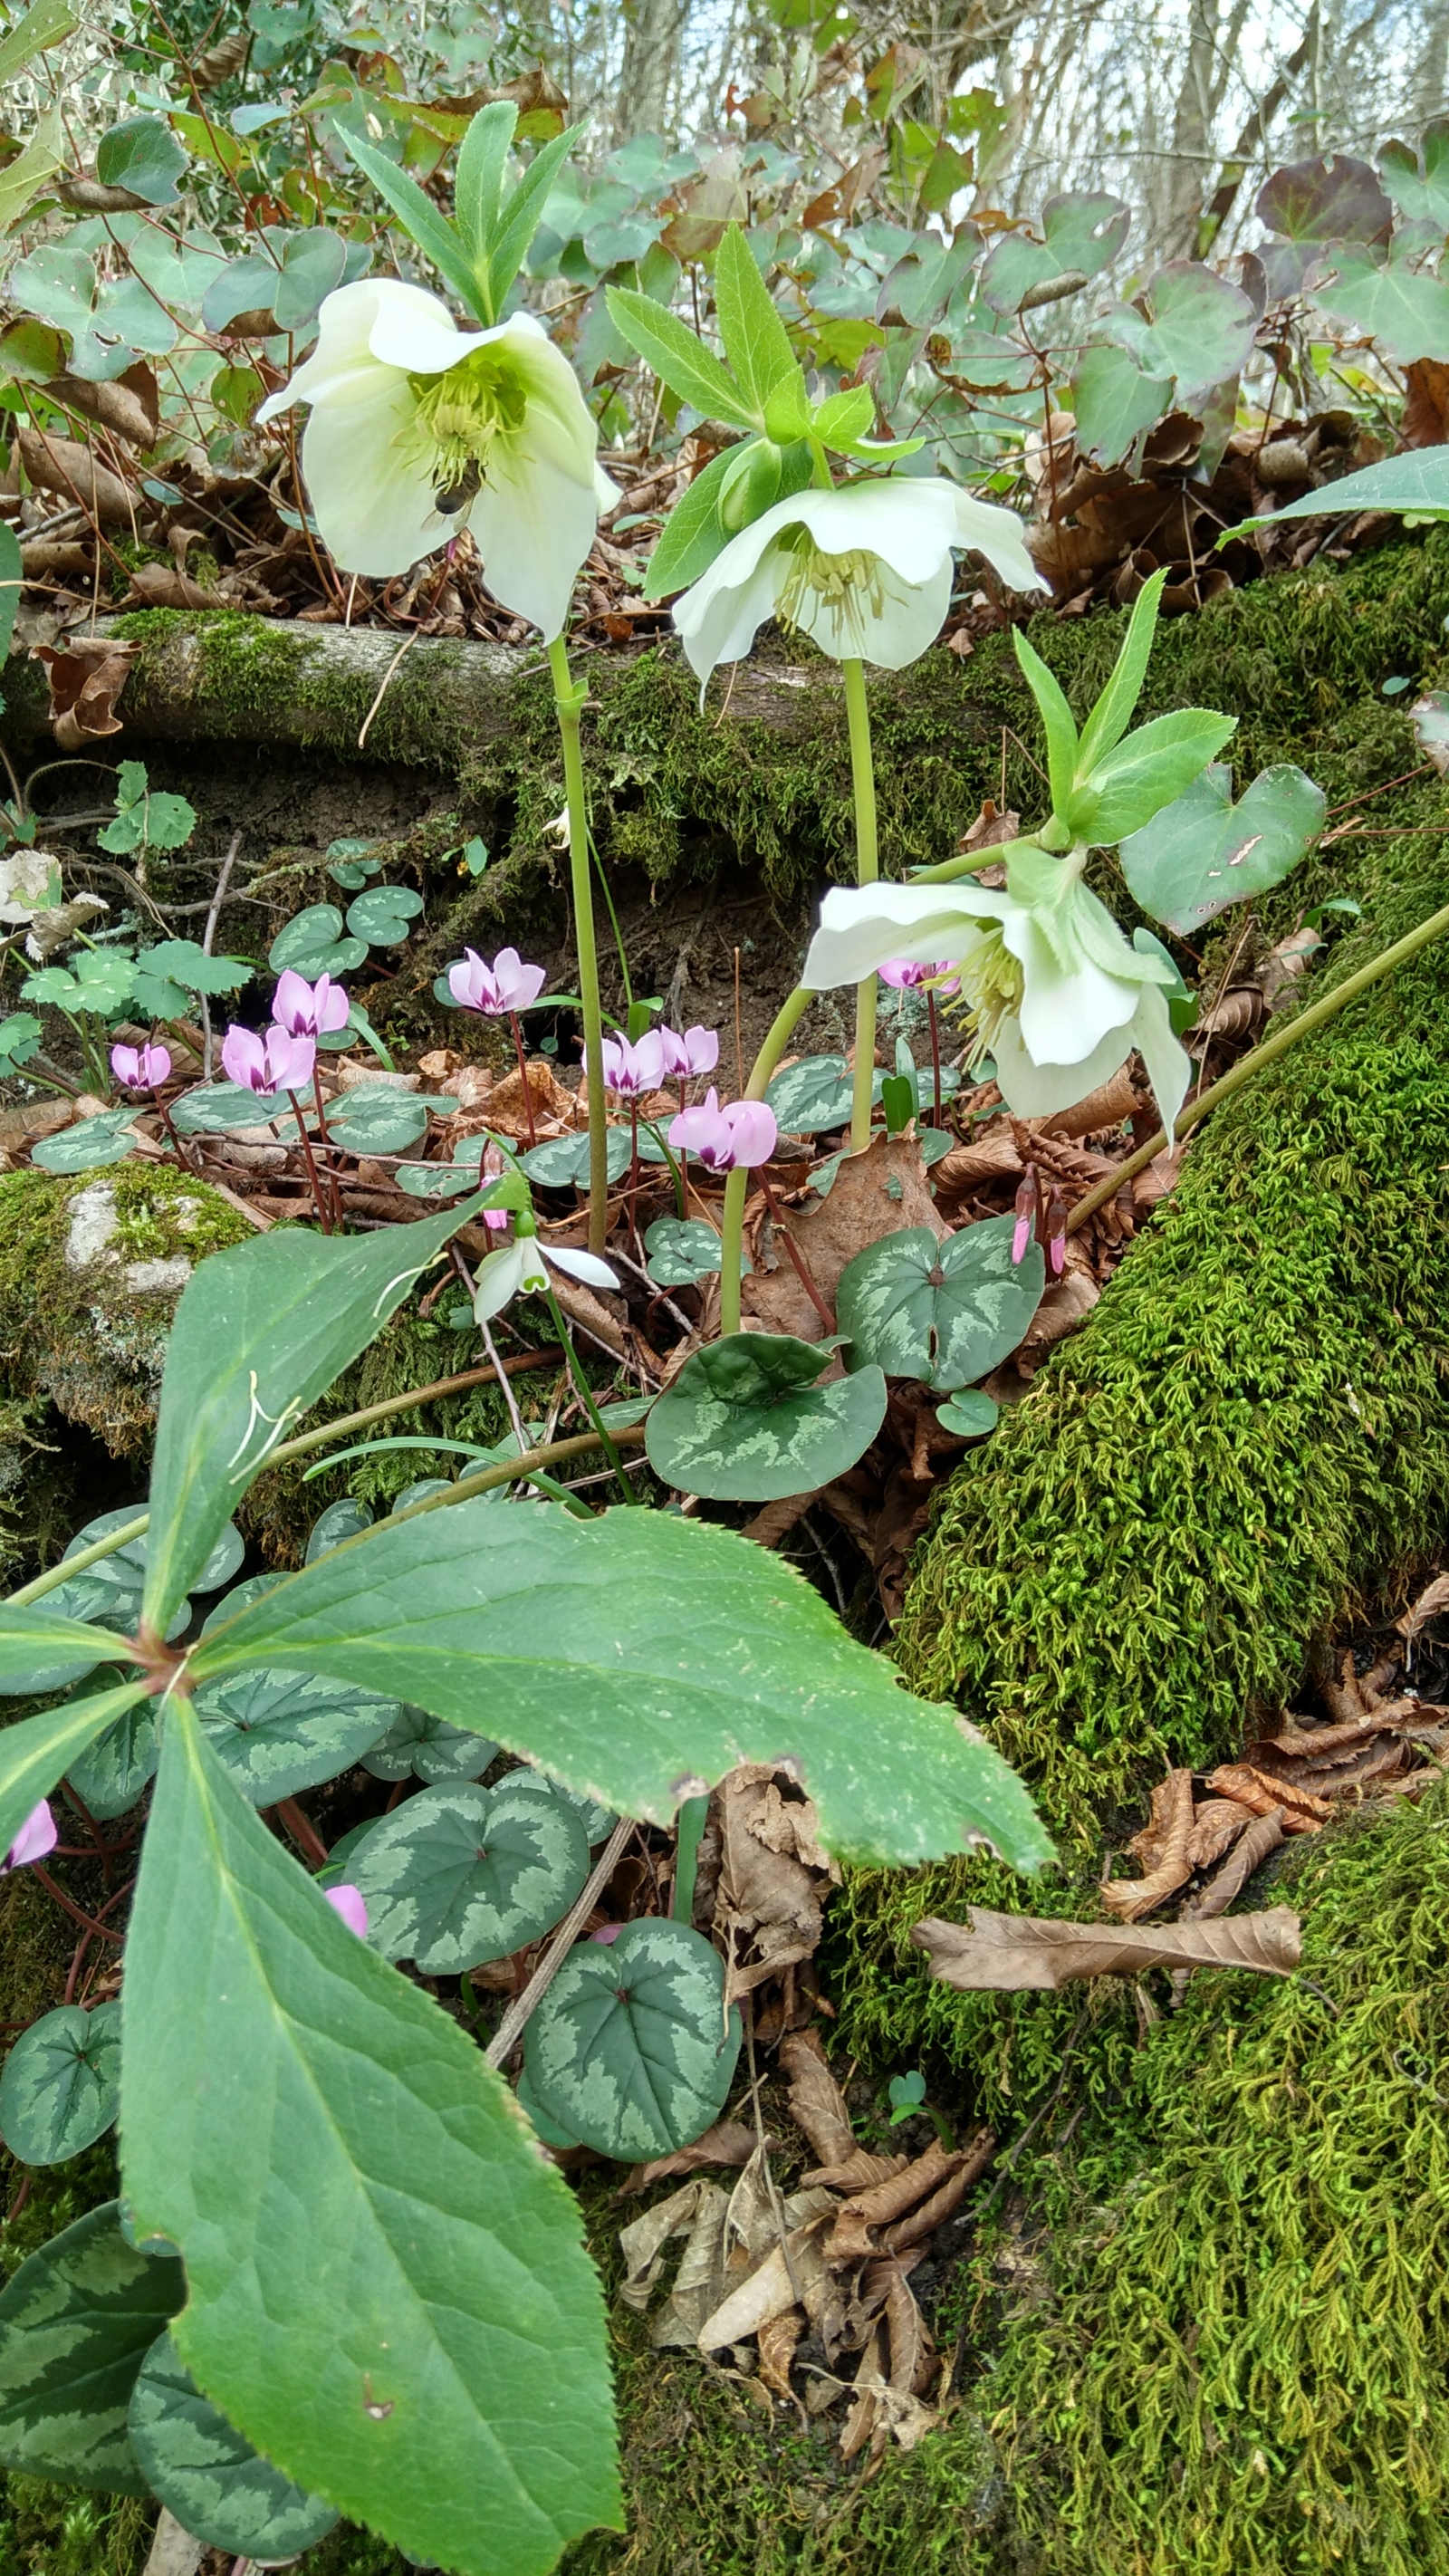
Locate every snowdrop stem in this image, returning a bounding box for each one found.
[719,984,814,1333]
[844,658,879,1154]
[1065,893,1449,1235]
[541,1283,636,1504]
[548,636,609,1255]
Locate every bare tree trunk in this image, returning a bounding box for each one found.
[611,0,689,144]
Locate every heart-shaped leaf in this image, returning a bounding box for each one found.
[192,1668,398,1804]
[323,1086,433,1155]
[0,2001,122,2166]
[524,1918,741,2162]
[520,1129,633,1187]
[360,1703,498,1784]
[837,1217,1044,1391]
[32,1110,139,1173]
[936,1389,1000,1438]
[1102,259,1255,410]
[764,1054,854,1135]
[350,1775,590,1970]
[96,113,187,206]
[1070,341,1174,466]
[643,1217,735,1288]
[345,885,424,947]
[169,1083,288,1136]
[128,2331,339,2555]
[64,1684,159,1820]
[1311,238,1449,365]
[0,2203,184,2492]
[268,904,368,981]
[645,1332,888,1501]
[1118,762,1326,934]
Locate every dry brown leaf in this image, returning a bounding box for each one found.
[824,2136,977,2264]
[839,2325,888,2463]
[911,1904,1301,1989]
[618,2178,728,2312]
[1185,1797,1255,1870]
[741,1130,946,1340]
[1399,1572,1449,1644]
[1017,1266,1099,1359]
[696,2213,833,2350]
[1102,1768,1195,1919]
[801,2149,909,2193]
[932,1128,1023,1192]
[778,2027,857,2170]
[17,430,133,524]
[618,2119,760,2195]
[884,2263,936,2398]
[714,1766,840,2004]
[34,637,137,751]
[740,1493,815,1547]
[1180,1807,1285,1921]
[756,2308,804,2401]
[1205,1762,1329,1830]
[1036,1064,1142,1138]
[121,562,220,610]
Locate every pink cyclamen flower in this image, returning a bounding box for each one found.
[273,969,350,1040]
[878,958,961,995]
[221,1023,317,1096]
[325,1883,369,1937]
[595,1029,667,1099]
[448,947,547,1016]
[5,1800,57,1874]
[1012,1170,1035,1267]
[657,1024,720,1081]
[668,1088,778,1173]
[110,1043,171,1093]
[480,1139,509,1231]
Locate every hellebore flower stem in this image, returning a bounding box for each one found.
[844,657,879,1155]
[540,1283,636,1504]
[719,985,814,1334]
[548,635,609,1255]
[1065,892,1449,1234]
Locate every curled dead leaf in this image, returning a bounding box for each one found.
[777,2025,857,2170]
[1101,1767,1195,1919]
[1179,1807,1285,1920]
[17,431,133,525]
[34,636,137,751]
[911,1904,1301,1988]
[618,2119,761,2196]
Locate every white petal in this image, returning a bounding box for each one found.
[258,279,433,419]
[787,478,959,587]
[801,880,1013,990]
[366,284,500,376]
[595,459,620,508]
[472,1241,526,1321]
[467,443,599,640]
[1002,906,1139,1068]
[548,1245,621,1292]
[676,540,788,689]
[794,553,952,668]
[991,1014,1135,1120]
[1128,981,1192,1139]
[945,487,1050,594]
[298,368,439,578]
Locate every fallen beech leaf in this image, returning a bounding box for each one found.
[1185,1797,1255,1870]
[884,2154,982,2254]
[1399,1572,1449,1645]
[801,2149,909,2193]
[1102,1767,1195,1918]
[911,1904,1301,1988]
[619,2177,727,2312]
[740,1492,816,1548]
[618,2119,760,2195]
[778,2027,857,2170]
[839,2325,887,2463]
[696,2212,832,2350]
[930,1128,1022,1193]
[649,2183,733,2350]
[884,2262,935,2398]
[756,2307,804,2400]
[959,799,1021,852]
[34,637,137,751]
[1180,1807,1284,1920]
[17,429,133,524]
[1036,1063,1142,1138]
[1204,1762,1329,1829]
[122,562,220,610]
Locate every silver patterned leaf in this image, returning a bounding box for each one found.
[0,2203,184,2494]
[523,1918,741,2162]
[0,2002,121,2165]
[350,1775,590,1970]
[645,1331,888,1502]
[764,1053,853,1135]
[191,1668,398,1804]
[64,1673,159,1820]
[520,1128,633,1187]
[128,2331,340,2557]
[360,1702,498,1783]
[836,1216,1045,1391]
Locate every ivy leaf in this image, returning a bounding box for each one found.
[1118,762,1326,935]
[0,2203,184,2492]
[348,1775,590,1970]
[1378,120,1449,229]
[1311,238,1449,365]
[184,1497,1052,1870]
[523,1918,741,2161]
[141,1197,488,1629]
[95,112,187,207]
[1070,342,1175,467]
[193,1668,399,1804]
[836,1218,1044,1392]
[1101,260,1255,412]
[646,1332,888,1503]
[128,2332,340,2557]
[0,2002,121,2167]
[120,1697,620,2574]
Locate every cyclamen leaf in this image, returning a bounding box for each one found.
[645,1333,888,1502]
[0,2002,121,2166]
[129,2332,339,2557]
[120,1697,620,2574]
[193,1667,399,1804]
[0,2202,184,2493]
[65,1690,159,1821]
[349,1775,590,1969]
[361,1702,498,1783]
[524,1918,741,2161]
[140,1196,488,1629]
[764,1053,855,1135]
[187,1498,1052,1870]
[32,1111,139,1174]
[836,1218,1044,1392]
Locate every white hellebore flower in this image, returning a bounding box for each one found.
[257,278,612,639]
[672,477,1046,690]
[801,852,1191,1138]
[472,1228,620,1324]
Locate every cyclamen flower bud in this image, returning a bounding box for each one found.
[1011,1169,1037,1267]
[4,1801,57,1874]
[325,1884,368,1937]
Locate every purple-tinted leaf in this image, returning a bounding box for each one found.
[1256,151,1393,245]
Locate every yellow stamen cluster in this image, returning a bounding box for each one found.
[952,924,1026,1067]
[407,349,528,493]
[774,531,888,650]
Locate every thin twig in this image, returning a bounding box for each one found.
[200,828,244,1081]
[485,1814,634,2068]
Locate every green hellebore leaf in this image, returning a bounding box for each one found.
[0,2203,184,2492]
[120,1698,619,2573]
[0,2001,122,2166]
[764,1053,855,1135]
[31,1111,140,1174]
[524,1918,741,2163]
[129,2331,340,2557]
[837,1217,1044,1392]
[350,1775,590,1970]
[1075,567,1169,775]
[1229,445,1449,535]
[1012,625,1080,824]
[192,1668,398,1805]
[65,1687,159,1821]
[360,1703,498,1784]
[605,284,755,430]
[646,1332,888,1503]
[185,1495,1052,1870]
[345,884,424,947]
[141,1194,490,1628]
[520,1128,633,1187]
[1066,706,1238,846]
[340,123,488,319]
[1118,761,1327,935]
[714,222,799,416]
[936,1389,1000,1438]
[644,1216,736,1287]
[323,1086,434,1155]
[268,903,369,981]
